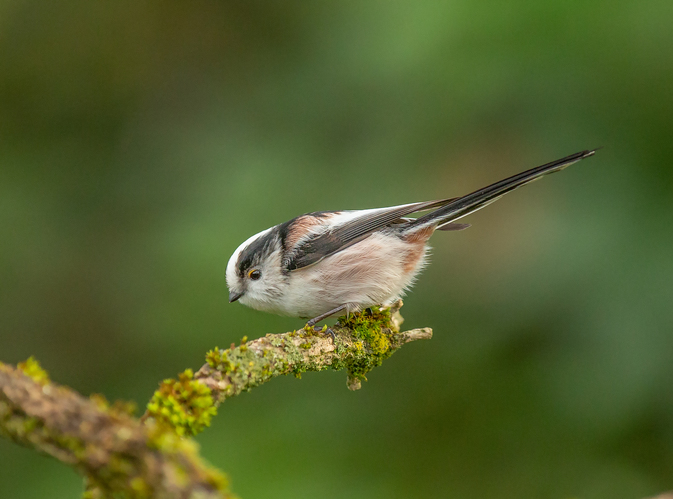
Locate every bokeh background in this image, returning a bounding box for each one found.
[1,1,672,498]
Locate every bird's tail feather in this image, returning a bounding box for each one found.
[412,149,598,228]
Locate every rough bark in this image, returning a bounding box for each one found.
[0,362,230,499]
[0,302,432,498]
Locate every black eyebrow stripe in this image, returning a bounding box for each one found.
[236,227,280,274]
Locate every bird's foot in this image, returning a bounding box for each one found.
[313,325,336,342]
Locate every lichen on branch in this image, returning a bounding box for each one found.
[143,301,433,436]
[0,301,431,497]
[0,360,231,499]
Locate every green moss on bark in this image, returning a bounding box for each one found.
[16,356,50,385]
[145,369,217,437]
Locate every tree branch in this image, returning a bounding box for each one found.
[0,360,230,498]
[196,303,432,400]
[141,301,431,435]
[0,301,432,497]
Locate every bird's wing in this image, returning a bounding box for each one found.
[284,198,455,271]
[286,149,598,271]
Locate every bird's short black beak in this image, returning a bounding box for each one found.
[229,290,243,303]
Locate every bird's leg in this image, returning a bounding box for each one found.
[306,304,348,328]
[306,304,348,342]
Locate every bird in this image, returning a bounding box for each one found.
[226,149,597,328]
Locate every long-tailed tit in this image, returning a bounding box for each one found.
[226,149,597,327]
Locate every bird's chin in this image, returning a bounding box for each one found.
[239,294,283,315]
[238,294,261,310]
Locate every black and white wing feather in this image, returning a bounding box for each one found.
[284,198,454,271]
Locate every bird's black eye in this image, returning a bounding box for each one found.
[248,269,261,280]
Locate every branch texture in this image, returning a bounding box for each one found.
[0,302,432,497]
[0,361,230,499]
[143,301,432,436]
[200,302,431,397]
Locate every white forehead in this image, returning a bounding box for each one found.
[226,226,273,283]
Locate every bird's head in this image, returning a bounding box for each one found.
[226,227,286,312]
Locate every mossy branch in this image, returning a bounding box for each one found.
[0,360,231,499]
[143,300,432,435]
[200,302,431,396]
[0,301,431,497]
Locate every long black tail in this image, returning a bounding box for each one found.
[412,149,598,228]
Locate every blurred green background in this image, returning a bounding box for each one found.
[1,1,672,498]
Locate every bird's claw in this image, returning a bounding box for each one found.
[313,325,336,342]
